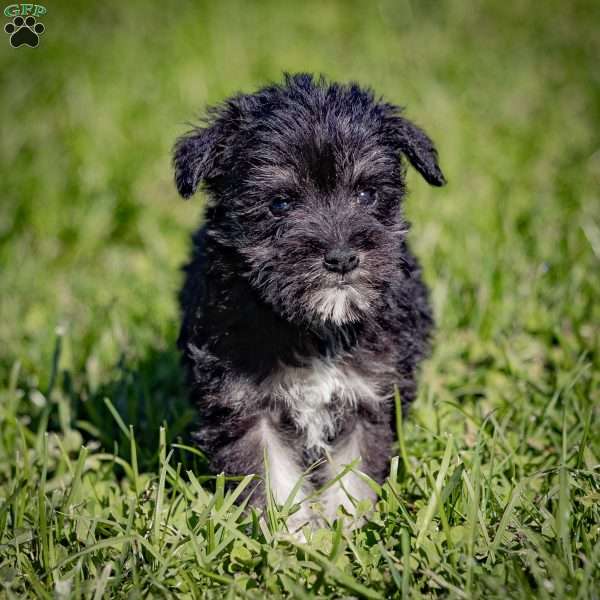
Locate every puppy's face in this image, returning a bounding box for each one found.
[174,75,445,326]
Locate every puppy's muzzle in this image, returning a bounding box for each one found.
[323,246,359,274]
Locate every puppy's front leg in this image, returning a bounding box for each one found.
[209,414,311,529]
[256,417,306,505]
[320,420,392,523]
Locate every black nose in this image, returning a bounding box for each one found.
[323,247,360,274]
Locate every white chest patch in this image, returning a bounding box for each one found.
[272,359,379,450]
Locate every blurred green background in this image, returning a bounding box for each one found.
[0,0,598,443]
[1,2,599,595]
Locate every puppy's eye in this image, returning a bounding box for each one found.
[269,197,291,217]
[356,189,377,207]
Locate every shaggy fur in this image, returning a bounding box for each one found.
[173,73,445,528]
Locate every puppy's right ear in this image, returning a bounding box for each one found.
[173,120,225,199]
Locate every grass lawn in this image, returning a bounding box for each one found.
[1,1,599,597]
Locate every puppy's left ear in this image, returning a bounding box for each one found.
[385,110,446,187]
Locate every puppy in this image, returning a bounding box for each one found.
[173,74,445,529]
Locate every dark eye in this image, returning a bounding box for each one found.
[269,197,291,217]
[356,189,377,207]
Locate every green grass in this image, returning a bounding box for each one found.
[1,0,599,597]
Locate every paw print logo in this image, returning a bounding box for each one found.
[4,15,45,48]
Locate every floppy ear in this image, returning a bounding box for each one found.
[385,111,446,187]
[173,119,225,199]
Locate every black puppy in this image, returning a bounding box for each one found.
[173,74,445,528]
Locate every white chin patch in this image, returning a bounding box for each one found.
[309,286,369,325]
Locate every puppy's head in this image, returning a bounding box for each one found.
[174,74,445,326]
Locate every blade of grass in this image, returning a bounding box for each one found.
[103,397,130,439]
[415,434,453,549]
[129,425,140,497]
[394,386,411,477]
[38,433,49,575]
[558,407,574,574]
[92,562,112,600]
[62,445,88,513]
[401,529,411,600]
[378,542,403,592]
[153,448,173,549]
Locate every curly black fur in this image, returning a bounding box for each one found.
[173,74,445,518]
